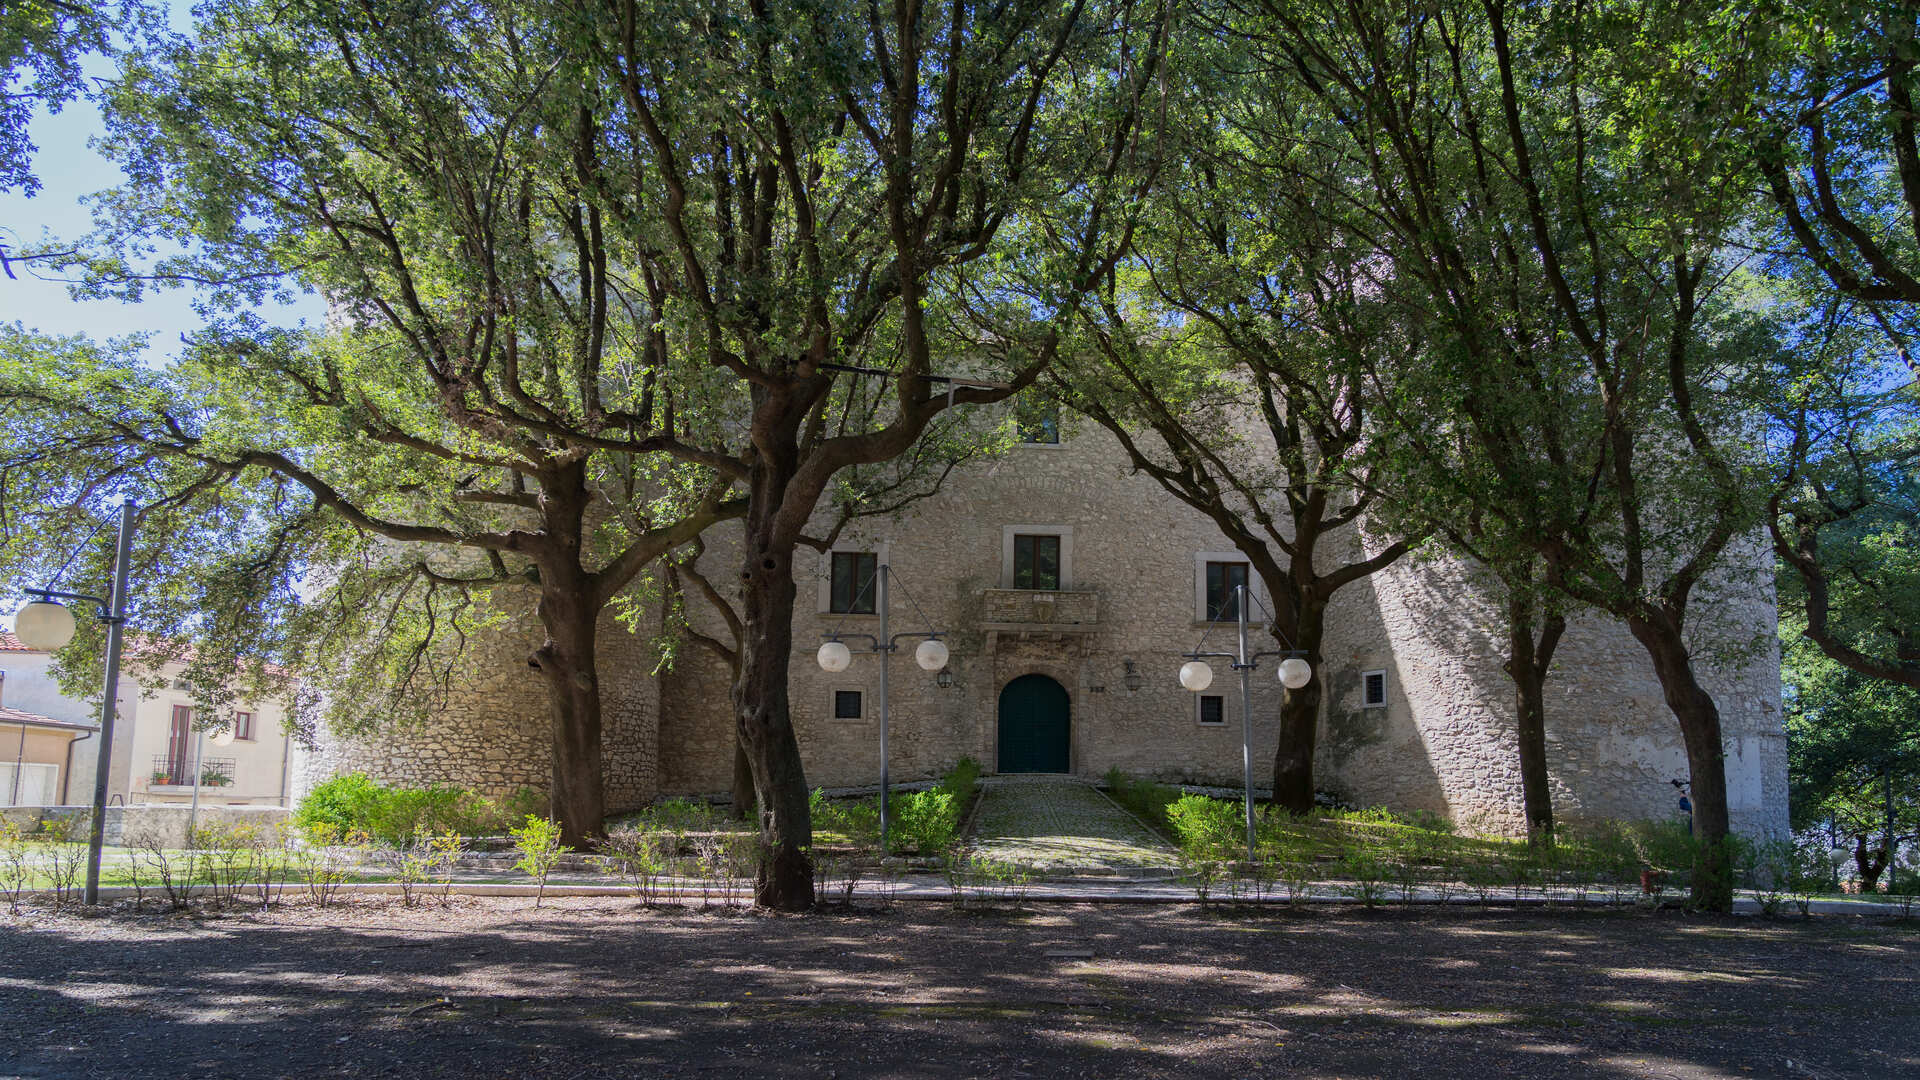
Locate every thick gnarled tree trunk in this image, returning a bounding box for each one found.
[1628,614,1735,912]
[532,580,606,848]
[1270,602,1328,815]
[523,464,608,848]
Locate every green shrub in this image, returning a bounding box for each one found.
[293,773,386,839]
[295,774,543,845]
[1165,794,1239,857]
[643,797,721,832]
[510,816,570,908]
[810,789,878,846]
[887,789,959,854]
[939,757,982,800]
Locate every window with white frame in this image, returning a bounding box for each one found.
[1361,669,1388,709]
[816,541,889,613]
[1193,551,1259,621]
[1014,395,1061,444]
[1001,526,1073,590]
[829,552,878,614]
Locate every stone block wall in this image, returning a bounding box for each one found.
[293,601,661,814]
[300,416,1789,839]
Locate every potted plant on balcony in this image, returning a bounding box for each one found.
[150,769,172,786]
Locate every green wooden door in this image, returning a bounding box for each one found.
[997,674,1070,773]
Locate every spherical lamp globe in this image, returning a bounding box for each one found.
[1178,660,1214,692]
[210,727,237,748]
[13,600,77,651]
[915,638,949,673]
[816,641,852,673]
[1278,657,1312,690]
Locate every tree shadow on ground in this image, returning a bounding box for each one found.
[0,901,1914,1079]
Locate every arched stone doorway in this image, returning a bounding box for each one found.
[997,674,1070,773]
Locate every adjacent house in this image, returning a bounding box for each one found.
[0,631,294,808]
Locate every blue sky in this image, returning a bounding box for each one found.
[0,4,326,364]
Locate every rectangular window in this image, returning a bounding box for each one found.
[1012,534,1061,590]
[1204,561,1249,621]
[833,690,865,720]
[1362,670,1388,709]
[1015,393,1060,444]
[1198,695,1226,726]
[829,552,878,614]
[233,711,254,741]
[166,705,193,778]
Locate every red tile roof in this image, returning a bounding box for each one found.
[0,631,35,652]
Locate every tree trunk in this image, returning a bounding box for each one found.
[1505,587,1562,840]
[736,534,814,910]
[729,740,756,821]
[1854,835,1890,893]
[526,462,605,849]
[1270,601,1328,815]
[531,575,606,850]
[1628,614,1735,912]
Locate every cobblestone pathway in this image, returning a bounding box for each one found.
[965,775,1181,878]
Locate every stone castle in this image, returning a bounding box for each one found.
[296,423,1790,837]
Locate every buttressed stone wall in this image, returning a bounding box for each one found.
[293,602,662,813]
[300,421,1788,838]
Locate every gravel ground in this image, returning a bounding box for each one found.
[967,776,1179,875]
[1,898,1914,1079]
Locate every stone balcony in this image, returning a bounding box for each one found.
[980,588,1099,634]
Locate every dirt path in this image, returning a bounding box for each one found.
[2,900,1914,1079]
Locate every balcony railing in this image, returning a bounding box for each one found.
[150,755,236,788]
[980,588,1099,632]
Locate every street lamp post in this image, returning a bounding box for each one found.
[1180,583,1311,866]
[11,498,136,906]
[815,563,948,854]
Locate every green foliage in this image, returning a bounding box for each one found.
[291,773,385,838]
[1103,770,1181,832]
[510,816,569,908]
[887,790,959,856]
[1165,794,1240,858]
[939,757,983,801]
[294,773,544,846]
[638,798,725,833]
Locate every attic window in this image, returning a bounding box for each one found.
[1361,670,1388,709]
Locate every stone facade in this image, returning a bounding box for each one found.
[296,425,1790,838]
[293,605,662,814]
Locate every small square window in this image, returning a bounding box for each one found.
[1361,670,1388,709]
[833,690,864,720]
[830,552,878,614]
[1198,695,1226,726]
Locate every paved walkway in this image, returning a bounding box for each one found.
[964,774,1180,878]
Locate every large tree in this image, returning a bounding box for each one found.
[4,0,749,845]
[0,0,119,197]
[1232,0,1785,908]
[570,0,1164,907]
[1055,116,1421,813]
